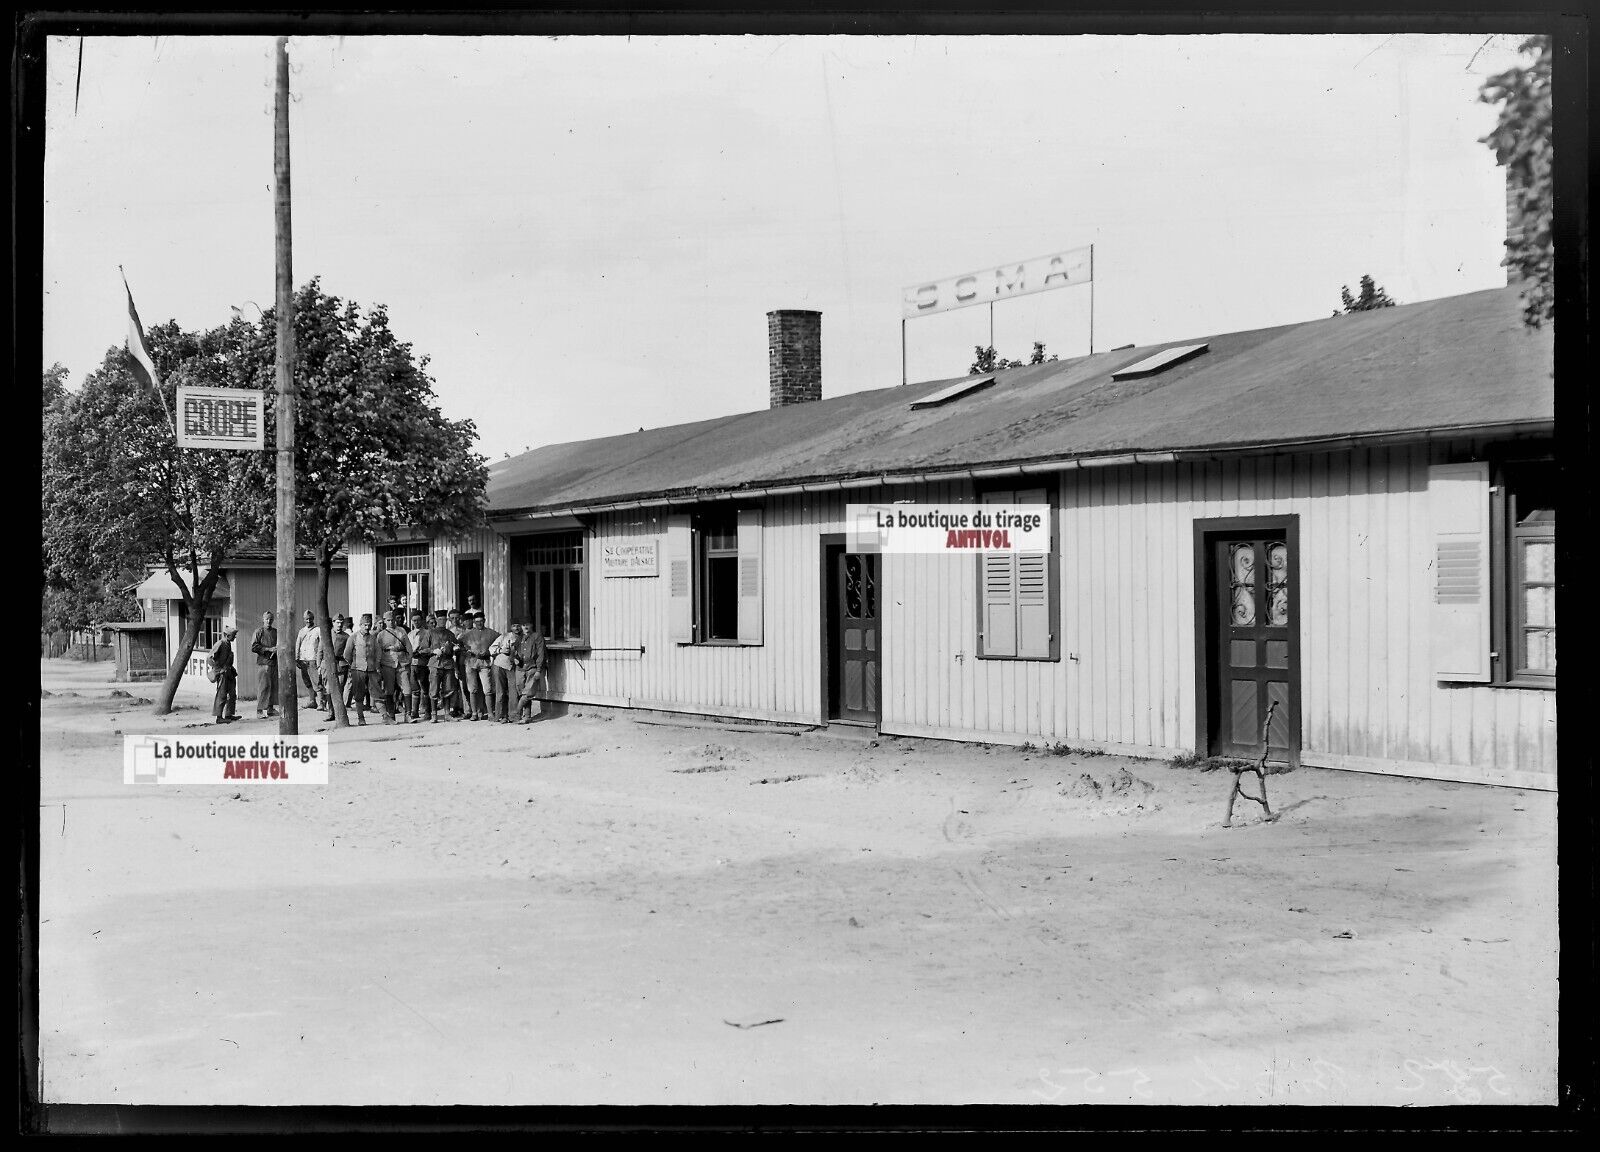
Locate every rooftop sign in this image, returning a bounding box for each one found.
[902,246,1092,319]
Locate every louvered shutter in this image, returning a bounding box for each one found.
[736,507,763,645]
[1014,486,1051,657]
[979,488,1016,656]
[666,515,692,645]
[1429,462,1491,682]
[982,553,1018,656]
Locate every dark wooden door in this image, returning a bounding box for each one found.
[1210,534,1296,761]
[837,552,879,724]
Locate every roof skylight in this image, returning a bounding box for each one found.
[908,375,995,411]
[1110,343,1209,380]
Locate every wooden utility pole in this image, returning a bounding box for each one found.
[274,36,298,736]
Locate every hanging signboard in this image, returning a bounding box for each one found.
[176,386,265,450]
[901,245,1092,319]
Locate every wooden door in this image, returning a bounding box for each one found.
[836,552,879,724]
[1209,532,1297,761]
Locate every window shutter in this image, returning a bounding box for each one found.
[1429,462,1491,682]
[736,507,763,645]
[666,515,692,645]
[982,553,1018,656]
[1016,552,1050,657]
[1014,485,1051,657]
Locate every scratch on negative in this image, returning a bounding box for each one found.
[377,981,447,1037]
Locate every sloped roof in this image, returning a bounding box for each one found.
[488,286,1553,515]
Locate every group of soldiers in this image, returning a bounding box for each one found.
[212,604,548,726]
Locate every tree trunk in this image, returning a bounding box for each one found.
[151,569,218,716]
[317,548,349,727]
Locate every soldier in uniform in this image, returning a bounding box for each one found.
[460,611,499,721]
[515,623,547,723]
[210,625,239,724]
[323,614,353,722]
[375,609,413,723]
[250,610,279,718]
[348,613,382,726]
[447,609,468,718]
[406,609,435,723]
[428,609,459,722]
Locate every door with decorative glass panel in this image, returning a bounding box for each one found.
[836,551,879,724]
[1204,522,1300,764]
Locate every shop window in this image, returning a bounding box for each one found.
[524,531,586,644]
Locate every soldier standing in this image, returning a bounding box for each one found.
[250,610,279,719]
[375,609,413,724]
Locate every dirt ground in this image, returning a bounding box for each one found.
[35,658,1558,1107]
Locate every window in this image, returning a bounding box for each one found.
[1428,455,1555,689]
[381,543,431,617]
[523,531,586,645]
[666,507,763,645]
[1494,460,1556,687]
[975,484,1058,660]
[699,510,741,641]
[178,606,222,651]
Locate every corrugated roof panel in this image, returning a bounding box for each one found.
[1110,342,1208,380]
[909,374,995,410]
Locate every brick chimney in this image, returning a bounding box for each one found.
[768,310,822,408]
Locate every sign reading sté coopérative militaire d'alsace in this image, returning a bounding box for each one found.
[176,386,265,450]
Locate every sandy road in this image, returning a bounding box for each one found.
[36,659,1556,1105]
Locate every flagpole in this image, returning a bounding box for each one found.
[118,264,174,426]
[273,36,299,737]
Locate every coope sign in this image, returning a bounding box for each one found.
[176,386,265,450]
[902,246,1091,319]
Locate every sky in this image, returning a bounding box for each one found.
[42,33,1533,462]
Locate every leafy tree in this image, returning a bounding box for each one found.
[42,327,273,713]
[970,342,1055,374]
[1337,274,1397,314]
[231,280,489,726]
[43,362,68,412]
[42,578,140,635]
[1480,34,1553,327]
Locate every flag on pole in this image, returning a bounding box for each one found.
[119,267,172,422]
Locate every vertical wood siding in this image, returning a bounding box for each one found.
[426,527,511,620]
[505,493,847,724]
[369,445,1553,789]
[877,445,1555,788]
[225,567,349,700]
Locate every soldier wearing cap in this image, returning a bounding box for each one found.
[427,609,459,721]
[210,625,239,724]
[460,610,499,721]
[405,609,435,723]
[375,608,413,724]
[348,613,382,726]
[323,614,353,721]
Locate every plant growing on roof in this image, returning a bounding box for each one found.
[235,279,490,726]
[1479,34,1553,328]
[42,324,274,714]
